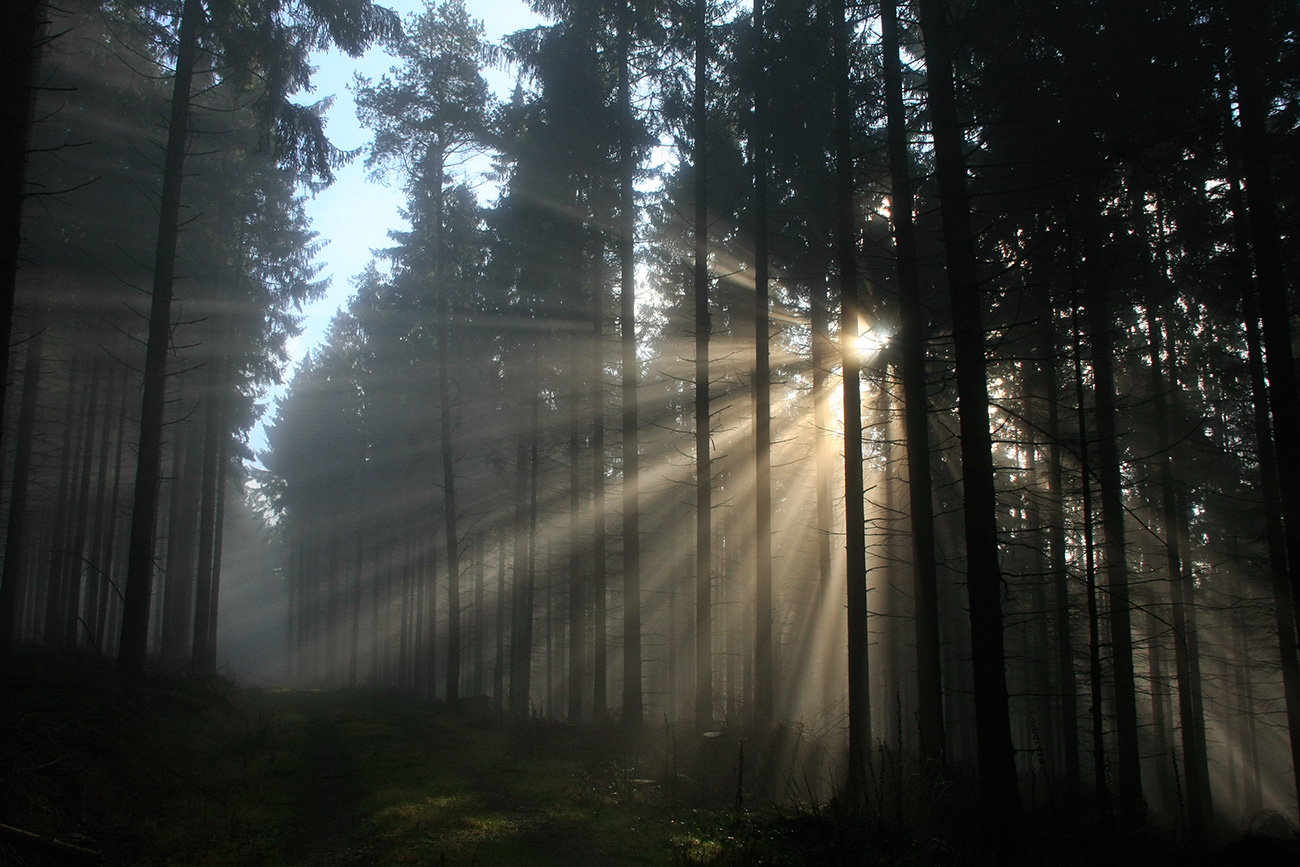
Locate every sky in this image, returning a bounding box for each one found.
[253,0,541,455]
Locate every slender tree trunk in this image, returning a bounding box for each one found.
[95,383,129,654]
[618,0,642,728]
[495,527,506,714]
[190,361,224,673]
[569,326,586,722]
[915,0,1020,842]
[1040,310,1082,803]
[1084,253,1144,835]
[0,326,42,651]
[85,364,118,653]
[832,0,871,792]
[349,474,364,687]
[119,0,203,674]
[1070,282,1112,832]
[510,428,530,717]
[475,535,486,698]
[205,428,227,664]
[693,0,713,732]
[752,0,774,732]
[1143,299,1211,840]
[592,249,609,719]
[65,359,103,649]
[810,272,835,710]
[44,361,80,645]
[881,0,944,764]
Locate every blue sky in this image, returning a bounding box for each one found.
[255,0,540,453]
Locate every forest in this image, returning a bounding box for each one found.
[3,0,1300,862]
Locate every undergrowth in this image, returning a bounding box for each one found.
[0,656,1281,866]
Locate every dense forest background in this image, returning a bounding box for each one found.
[4,0,1300,853]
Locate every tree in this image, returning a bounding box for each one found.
[915,0,1020,845]
[118,0,400,675]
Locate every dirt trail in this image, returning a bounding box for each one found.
[287,713,374,866]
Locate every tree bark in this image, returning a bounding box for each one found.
[1084,249,1144,835]
[832,0,871,792]
[119,0,204,674]
[0,326,42,651]
[0,1,47,457]
[1143,297,1211,841]
[618,0,642,728]
[881,0,944,765]
[915,0,1020,842]
[190,361,224,674]
[752,0,774,732]
[592,246,608,719]
[693,0,713,732]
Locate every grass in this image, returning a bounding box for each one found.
[2,663,738,865]
[2,659,1248,866]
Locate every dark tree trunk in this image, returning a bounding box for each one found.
[495,528,506,713]
[752,0,774,732]
[85,364,118,653]
[1143,300,1211,840]
[832,0,870,791]
[475,535,486,698]
[1040,310,1082,803]
[65,358,103,649]
[162,403,202,670]
[0,326,42,651]
[0,1,47,453]
[693,0,713,732]
[617,0,642,729]
[44,361,80,646]
[915,0,1020,842]
[95,383,130,654]
[190,361,224,674]
[1229,0,1300,815]
[119,0,203,675]
[1084,259,1144,834]
[881,0,944,765]
[1070,286,1111,831]
[591,248,608,719]
[568,327,586,722]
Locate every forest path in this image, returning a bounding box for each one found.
[269,690,673,866]
[283,698,375,865]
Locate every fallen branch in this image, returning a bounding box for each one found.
[0,822,100,864]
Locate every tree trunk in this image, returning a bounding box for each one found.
[752,0,774,733]
[618,0,642,728]
[119,0,203,675]
[0,1,47,454]
[915,0,1020,842]
[1039,309,1082,802]
[1229,1,1300,815]
[1070,282,1112,832]
[44,361,80,646]
[832,0,871,792]
[1143,299,1211,840]
[693,0,713,732]
[190,361,224,674]
[0,325,42,651]
[475,535,486,698]
[64,358,103,649]
[881,0,944,765]
[592,247,608,719]
[568,325,586,722]
[1084,253,1144,835]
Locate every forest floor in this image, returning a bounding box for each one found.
[1,661,841,866]
[1,659,1291,866]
